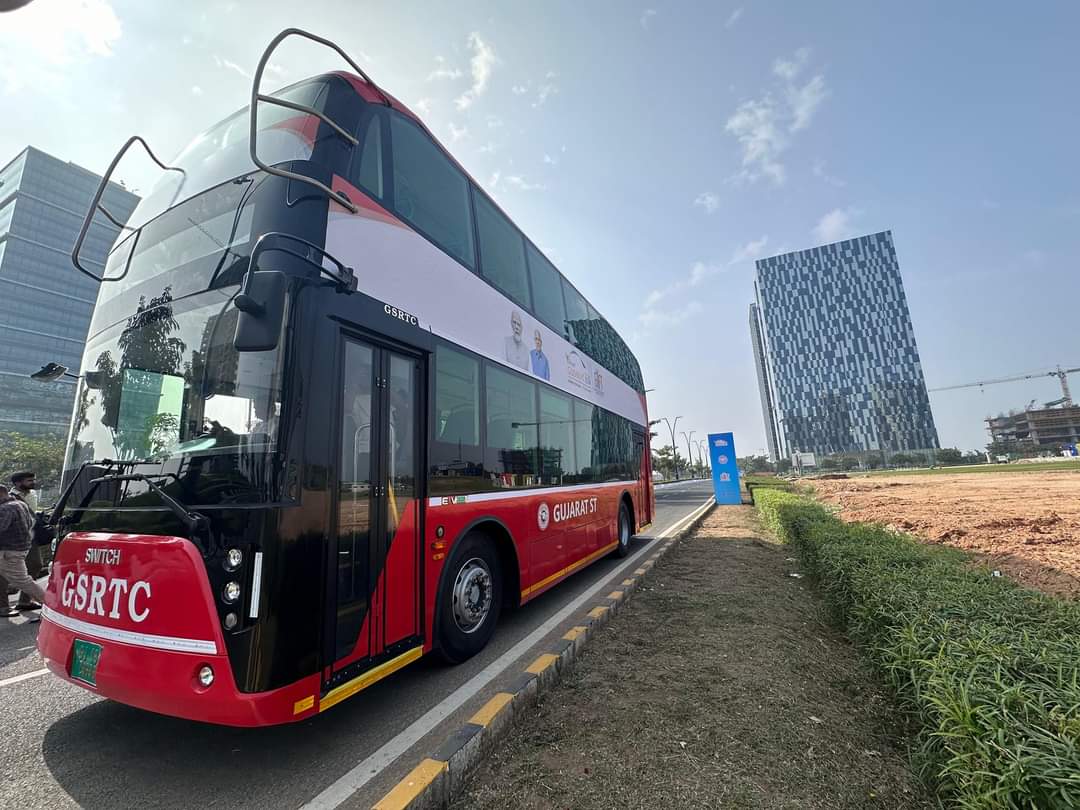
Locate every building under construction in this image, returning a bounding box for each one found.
[986,403,1080,451]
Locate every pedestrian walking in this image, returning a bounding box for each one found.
[10,471,46,612]
[0,483,44,621]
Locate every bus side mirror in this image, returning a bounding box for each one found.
[233,271,287,352]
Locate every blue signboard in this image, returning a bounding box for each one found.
[708,432,742,505]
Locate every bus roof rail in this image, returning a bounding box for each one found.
[71,135,185,283]
[250,28,389,215]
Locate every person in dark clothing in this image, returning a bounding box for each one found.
[0,484,43,620]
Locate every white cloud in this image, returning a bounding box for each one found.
[640,9,657,28]
[725,7,744,28]
[772,47,810,81]
[788,74,828,131]
[812,159,846,187]
[1,0,121,71]
[455,32,497,110]
[693,191,720,213]
[478,142,497,154]
[644,237,768,312]
[415,98,433,115]
[532,73,558,108]
[191,85,203,97]
[729,235,769,264]
[543,153,558,165]
[512,84,529,95]
[725,96,787,184]
[813,208,860,244]
[488,171,501,189]
[427,56,463,82]
[214,55,251,80]
[724,48,829,184]
[448,122,469,142]
[505,174,547,191]
[486,115,504,128]
[638,301,703,329]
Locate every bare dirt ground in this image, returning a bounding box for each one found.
[452,507,928,810]
[812,471,1080,598]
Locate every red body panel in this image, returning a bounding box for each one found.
[37,532,320,726]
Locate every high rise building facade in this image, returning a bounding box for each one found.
[751,230,939,460]
[0,146,139,437]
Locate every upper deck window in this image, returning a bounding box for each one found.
[351,111,385,200]
[474,191,530,309]
[562,279,589,346]
[526,243,566,338]
[389,113,475,270]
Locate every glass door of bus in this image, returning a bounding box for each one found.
[332,337,422,676]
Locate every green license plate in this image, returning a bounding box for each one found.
[71,639,103,686]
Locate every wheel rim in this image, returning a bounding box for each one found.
[619,509,630,548]
[451,557,493,634]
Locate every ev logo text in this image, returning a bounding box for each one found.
[553,497,598,524]
[60,572,151,623]
[537,503,550,531]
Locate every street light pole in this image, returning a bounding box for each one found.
[662,416,681,480]
[697,439,709,474]
[681,430,695,478]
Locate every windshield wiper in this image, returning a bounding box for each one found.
[86,473,210,537]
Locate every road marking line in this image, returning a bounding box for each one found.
[0,668,49,688]
[300,495,713,810]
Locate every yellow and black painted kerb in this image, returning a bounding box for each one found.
[370,505,714,810]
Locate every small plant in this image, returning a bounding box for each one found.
[755,489,1080,809]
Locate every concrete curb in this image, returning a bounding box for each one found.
[369,500,717,809]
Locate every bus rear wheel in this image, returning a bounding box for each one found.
[435,531,503,664]
[612,501,632,558]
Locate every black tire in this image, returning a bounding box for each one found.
[435,531,503,664]
[612,501,633,558]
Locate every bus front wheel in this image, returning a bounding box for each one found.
[435,531,503,664]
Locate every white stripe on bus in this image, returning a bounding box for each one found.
[427,480,629,508]
[40,606,219,655]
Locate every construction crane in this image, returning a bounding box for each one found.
[929,365,1080,407]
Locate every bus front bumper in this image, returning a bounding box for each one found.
[37,614,321,727]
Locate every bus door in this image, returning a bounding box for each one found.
[632,426,650,527]
[330,337,424,679]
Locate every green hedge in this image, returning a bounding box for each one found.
[755,489,1080,809]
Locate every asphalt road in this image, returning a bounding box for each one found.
[0,479,714,810]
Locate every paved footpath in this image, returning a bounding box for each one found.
[453,506,931,810]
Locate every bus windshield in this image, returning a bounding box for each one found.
[67,286,285,506]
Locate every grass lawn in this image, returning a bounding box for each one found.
[856,459,1080,477]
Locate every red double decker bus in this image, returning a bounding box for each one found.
[38,30,653,727]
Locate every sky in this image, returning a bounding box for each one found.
[2,0,1079,457]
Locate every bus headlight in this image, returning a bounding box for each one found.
[223,581,241,603]
[223,612,239,630]
[224,548,243,571]
[197,665,215,687]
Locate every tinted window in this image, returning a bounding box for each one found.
[351,111,384,199]
[475,192,531,307]
[539,387,575,485]
[596,409,633,481]
[569,399,595,483]
[431,345,485,493]
[390,114,475,269]
[527,244,566,336]
[563,280,589,346]
[485,364,538,487]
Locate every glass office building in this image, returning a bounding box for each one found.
[0,146,139,437]
[750,231,939,460]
